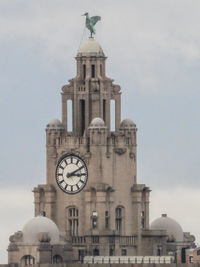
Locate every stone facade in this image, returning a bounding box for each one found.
[33,37,167,259]
[6,37,196,266]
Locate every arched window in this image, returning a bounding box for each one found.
[21,255,35,266]
[115,206,124,233]
[53,255,63,263]
[66,207,79,236]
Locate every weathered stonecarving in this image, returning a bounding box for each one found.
[7,36,196,266]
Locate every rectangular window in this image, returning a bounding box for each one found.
[157,248,161,256]
[92,211,98,228]
[105,218,109,229]
[103,100,106,123]
[92,217,97,228]
[105,211,109,229]
[68,208,79,236]
[110,99,115,131]
[121,249,127,256]
[92,236,99,243]
[109,248,114,256]
[141,211,145,229]
[116,208,122,217]
[189,256,193,263]
[67,99,72,131]
[93,211,98,217]
[83,64,86,79]
[100,64,103,76]
[80,100,85,136]
[79,250,85,262]
[91,64,95,78]
[116,218,122,231]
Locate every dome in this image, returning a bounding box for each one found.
[23,216,60,244]
[46,118,64,130]
[120,118,136,130]
[78,37,104,54]
[89,117,106,129]
[150,214,184,242]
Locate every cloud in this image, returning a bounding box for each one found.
[0,187,33,264]
[1,1,200,66]
[0,0,200,97]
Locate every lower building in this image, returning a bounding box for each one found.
[7,213,195,265]
[185,247,200,264]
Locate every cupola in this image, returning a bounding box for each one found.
[89,117,107,130]
[78,37,104,55]
[22,216,60,244]
[120,118,136,131]
[150,214,184,242]
[46,118,64,131]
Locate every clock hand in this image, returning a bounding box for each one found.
[72,173,86,177]
[67,165,84,178]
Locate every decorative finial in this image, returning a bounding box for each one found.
[82,12,101,38]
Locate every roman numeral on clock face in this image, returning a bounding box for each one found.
[80,179,86,184]
[64,184,68,190]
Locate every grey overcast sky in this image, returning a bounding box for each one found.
[0,0,200,263]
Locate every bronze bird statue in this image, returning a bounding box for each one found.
[82,12,101,37]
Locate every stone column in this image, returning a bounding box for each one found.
[62,95,67,130]
[73,81,78,135]
[106,96,110,131]
[131,187,143,255]
[45,187,56,221]
[33,187,40,216]
[96,191,106,231]
[144,190,150,229]
[115,94,121,131]
[85,93,89,136]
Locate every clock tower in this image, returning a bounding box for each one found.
[33,37,163,258]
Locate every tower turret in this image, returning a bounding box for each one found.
[61,37,121,136]
[35,34,160,259]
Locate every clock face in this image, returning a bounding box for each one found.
[55,155,88,194]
